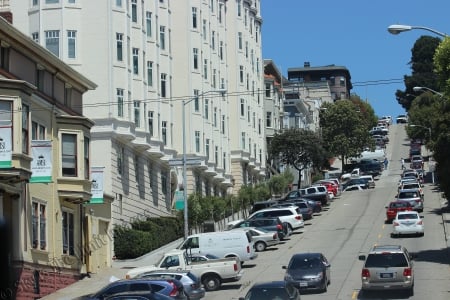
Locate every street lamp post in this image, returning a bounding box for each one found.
[182,89,226,239]
[409,124,431,138]
[387,24,448,37]
[413,86,444,98]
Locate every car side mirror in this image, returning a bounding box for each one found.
[385,206,388,208]
[358,255,366,261]
[282,266,287,269]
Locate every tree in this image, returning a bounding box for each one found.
[268,128,327,188]
[320,99,374,171]
[395,36,441,111]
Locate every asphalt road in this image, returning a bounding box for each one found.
[204,124,450,300]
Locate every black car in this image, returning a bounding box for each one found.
[238,281,301,300]
[282,252,331,293]
[230,217,290,240]
[250,200,278,214]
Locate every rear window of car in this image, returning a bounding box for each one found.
[391,202,408,208]
[365,253,408,268]
[399,191,419,198]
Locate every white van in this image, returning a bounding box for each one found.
[177,231,258,263]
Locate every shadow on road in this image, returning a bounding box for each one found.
[410,247,450,265]
[357,289,411,299]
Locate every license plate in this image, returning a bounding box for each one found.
[299,282,308,287]
[380,273,393,278]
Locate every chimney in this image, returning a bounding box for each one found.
[304,62,310,68]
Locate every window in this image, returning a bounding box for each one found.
[159,26,166,50]
[265,83,271,97]
[148,111,154,136]
[162,121,167,145]
[32,32,39,43]
[64,85,72,107]
[204,99,209,119]
[32,121,46,140]
[161,73,167,98]
[215,146,218,163]
[67,30,76,58]
[266,112,272,127]
[117,88,124,117]
[330,76,335,86]
[116,0,122,7]
[32,202,46,250]
[203,59,208,79]
[135,155,139,182]
[84,137,89,179]
[253,112,256,128]
[32,0,38,5]
[241,132,245,149]
[258,119,261,134]
[22,104,29,154]
[212,69,217,88]
[213,107,217,127]
[195,131,200,152]
[134,101,140,127]
[146,12,152,37]
[62,210,74,256]
[240,99,245,116]
[148,162,153,188]
[247,106,250,122]
[239,65,244,83]
[259,149,262,163]
[45,30,60,57]
[221,115,225,134]
[161,171,168,194]
[132,48,139,74]
[117,145,124,175]
[147,61,153,86]
[340,77,345,86]
[237,0,241,16]
[211,31,215,50]
[245,41,248,58]
[131,0,137,22]
[205,139,210,161]
[223,152,226,171]
[192,7,198,28]
[62,133,77,177]
[202,19,207,41]
[238,32,242,49]
[193,89,199,112]
[219,41,223,60]
[116,33,123,61]
[46,0,59,3]
[193,48,198,69]
[0,45,10,71]
[218,3,223,23]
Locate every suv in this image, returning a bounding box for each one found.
[229,217,290,240]
[247,206,304,231]
[397,189,423,212]
[250,200,278,214]
[358,245,414,296]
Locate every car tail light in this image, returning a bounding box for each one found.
[233,263,238,271]
[276,224,282,230]
[247,245,250,253]
[273,233,278,240]
[393,221,399,226]
[295,215,303,220]
[403,267,412,277]
[417,220,423,225]
[362,268,370,278]
[168,281,180,297]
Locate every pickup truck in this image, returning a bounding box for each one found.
[125,249,243,291]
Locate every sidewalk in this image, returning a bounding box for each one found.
[40,238,183,300]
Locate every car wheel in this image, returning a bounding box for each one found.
[284,223,293,236]
[255,241,266,252]
[408,286,414,296]
[322,277,328,292]
[202,274,221,291]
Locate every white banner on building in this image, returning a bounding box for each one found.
[30,140,53,183]
[90,167,105,204]
[0,121,12,168]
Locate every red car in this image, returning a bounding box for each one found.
[315,181,338,197]
[385,200,413,223]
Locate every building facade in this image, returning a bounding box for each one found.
[0,15,98,299]
[9,0,266,270]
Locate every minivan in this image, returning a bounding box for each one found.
[177,231,257,263]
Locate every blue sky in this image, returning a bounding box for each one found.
[260,0,450,118]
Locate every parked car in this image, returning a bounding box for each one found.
[84,278,187,300]
[249,200,278,214]
[396,114,408,123]
[187,253,220,263]
[392,211,424,237]
[238,281,301,300]
[400,182,424,198]
[231,227,280,252]
[343,184,367,192]
[358,175,376,189]
[228,217,291,240]
[282,252,331,293]
[342,177,369,190]
[105,291,173,300]
[385,201,413,223]
[396,189,423,212]
[247,206,304,231]
[135,270,205,300]
[272,201,313,220]
[358,245,414,295]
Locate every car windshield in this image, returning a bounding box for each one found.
[290,257,322,269]
[246,287,289,300]
[365,253,408,268]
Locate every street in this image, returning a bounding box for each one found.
[204,124,450,300]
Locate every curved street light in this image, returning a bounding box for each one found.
[387,24,448,37]
[409,124,431,138]
[182,88,227,239]
[413,86,444,98]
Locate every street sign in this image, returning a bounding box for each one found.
[168,158,203,167]
[175,191,185,210]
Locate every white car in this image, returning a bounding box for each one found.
[343,184,367,192]
[231,227,280,252]
[392,211,424,237]
[247,206,305,231]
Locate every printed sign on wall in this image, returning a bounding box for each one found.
[30,140,53,183]
[90,167,105,204]
[0,121,12,168]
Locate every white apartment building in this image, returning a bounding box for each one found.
[10,0,265,228]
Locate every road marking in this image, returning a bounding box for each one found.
[382,224,385,229]
[378,233,382,239]
[352,290,358,299]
